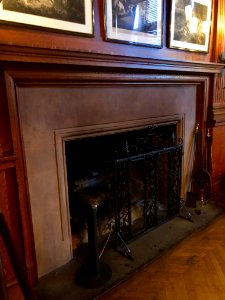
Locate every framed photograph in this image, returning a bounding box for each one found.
[169,0,212,52]
[105,0,163,48]
[0,0,93,36]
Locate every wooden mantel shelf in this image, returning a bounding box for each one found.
[0,44,224,74]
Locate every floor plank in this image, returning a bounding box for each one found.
[96,214,225,300]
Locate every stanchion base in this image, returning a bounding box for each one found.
[76,262,112,289]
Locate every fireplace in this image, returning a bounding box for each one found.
[65,122,183,257]
[12,69,202,277]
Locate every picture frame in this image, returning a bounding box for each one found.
[105,0,163,48]
[0,0,93,36]
[169,0,212,53]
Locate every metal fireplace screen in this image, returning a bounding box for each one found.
[66,124,183,250]
[112,143,182,245]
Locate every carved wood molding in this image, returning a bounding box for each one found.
[213,72,225,104]
[213,103,225,126]
[0,45,223,74]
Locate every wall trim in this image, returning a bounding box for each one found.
[0,45,223,74]
[213,103,225,126]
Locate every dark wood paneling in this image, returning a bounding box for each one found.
[213,73,225,105]
[0,69,36,300]
[0,48,222,74]
[7,285,24,300]
[211,0,225,202]
[211,0,225,62]
[212,125,225,194]
[0,0,216,64]
[0,163,23,282]
[213,103,225,125]
[0,72,13,156]
[0,68,27,299]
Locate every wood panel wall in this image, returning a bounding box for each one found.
[0,68,37,299]
[211,0,225,203]
[0,0,215,63]
[0,1,223,299]
[0,70,27,298]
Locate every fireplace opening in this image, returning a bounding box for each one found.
[65,123,183,255]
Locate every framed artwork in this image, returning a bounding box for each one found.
[169,0,212,52]
[0,0,93,36]
[105,0,163,48]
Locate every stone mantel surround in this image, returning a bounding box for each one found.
[1,47,224,281]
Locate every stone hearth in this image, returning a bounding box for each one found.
[35,202,224,300]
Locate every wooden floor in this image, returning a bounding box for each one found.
[97,213,225,300]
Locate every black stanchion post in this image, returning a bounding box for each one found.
[87,203,100,278]
[76,195,112,289]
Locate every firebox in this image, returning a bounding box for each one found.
[65,123,183,256]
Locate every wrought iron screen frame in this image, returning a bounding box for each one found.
[113,143,183,247]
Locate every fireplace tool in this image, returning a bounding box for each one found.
[190,124,211,214]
